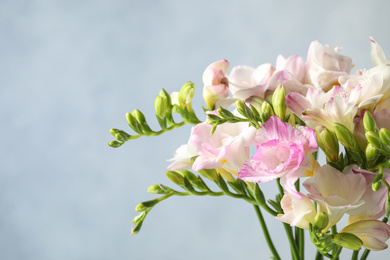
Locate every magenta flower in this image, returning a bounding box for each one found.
[238,116,317,198]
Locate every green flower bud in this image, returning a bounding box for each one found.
[332,232,362,251]
[178,81,195,108]
[147,184,173,194]
[272,84,287,120]
[363,110,378,133]
[366,131,383,149]
[334,123,356,151]
[135,199,159,212]
[316,125,339,162]
[380,128,390,145]
[313,212,329,232]
[108,140,122,148]
[246,96,264,114]
[165,171,185,187]
[366,143,379,164]
[372,172,383,191]
[132,109,147,124]
[262,101,274,117]
[386,195,390,218]
[198,168,219,181]
[159,88,172,110]
[154,95,167,119]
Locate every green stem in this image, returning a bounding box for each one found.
[315,251,324,260]
[276,179,300,260]
[253,205,281,260]
[299,228,304,260]
[352,250,359,260]
[360,249,370,260]
[283,223,301,260]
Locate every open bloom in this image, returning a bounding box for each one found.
[305,41,352,91]
[228,63,274,100]
[303,165,366,230]
[286,85,360,132]
[276,191,316,230]
[347,168,390,224]
[202,59,230,108]
[189,120,257,177]
[238,116,317,198]
[340,220,390,251]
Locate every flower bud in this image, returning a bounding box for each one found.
[372,172,383,192]
[380,128,390,145]
[154,95,167,119]
[316,125,339,162]
[135,199,159,212]
[334,123,356,151]
[363,110,378,133]
[365,143,379,165]
[178,81,195,108]
[332,232,363,251]
[313,212,329,232]
[246,96,264,114]
[366,131,383,149]
[147,184,173,194]
[165,171,185,187]
[198,168,219,181]
[108,140,122,148]
[132,109,146,124]
[272,84,287,120]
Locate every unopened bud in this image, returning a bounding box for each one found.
[334,123,356,151]
[154,95,167,119]
[165,171,185,187]
[272,84,287,120]
[246,96,264,114]
[198,168,219,181]
[135,199,159,212]
[332,233,363,251]
[316,125,339,162]
[313,212,329,232]
[132,109,147,124]
[366,131,383,149]
[365,143,379,164]
[380,128,390,145]
[372,172,383,191]
[147,184,173,194]
[108,140,122,148]
[363,110,378,133]
[178,82,195,108]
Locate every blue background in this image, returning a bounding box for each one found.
[1,0,390,259]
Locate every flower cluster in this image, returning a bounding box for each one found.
[111,38,390,259]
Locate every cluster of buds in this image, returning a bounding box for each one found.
[108,82,201,148]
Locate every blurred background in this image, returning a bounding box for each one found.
[1,0,390,259]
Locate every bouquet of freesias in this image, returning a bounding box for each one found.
[109,38,390,260]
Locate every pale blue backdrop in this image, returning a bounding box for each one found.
[1,0,390,259]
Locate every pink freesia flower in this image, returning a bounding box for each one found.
[276,54,306,83]
[305,41,352,91]
[202,59,230,108]
[238,116,317,199]
[340,220,390,251]
[189,121,257,177]
[303,165,366,231]
[276,191,316,230]
[228,63,275,100]
[347,168,390,224]
[286,85,360,132]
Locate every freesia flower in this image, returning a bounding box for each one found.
[305,40,352,91]
[340,220,390,251]
[276,54,306,83]
[238,116,317,198]
[228,63,274,100]
[286,85,360,132]
[202,59,230,108]
[347,168,390,224]
[189,121,257,177]
[276,191,316,230]
[303,165,366,230]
